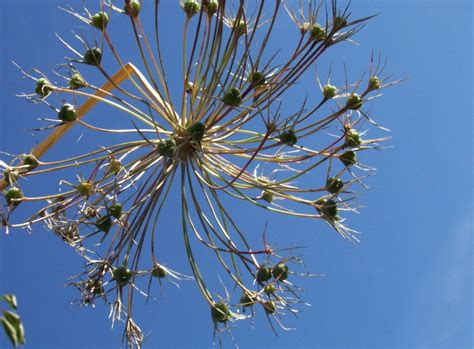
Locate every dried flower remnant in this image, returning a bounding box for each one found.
[1,0,401,347]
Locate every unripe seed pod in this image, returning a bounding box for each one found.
[83,47,102,66]
[183,0,200,17]
[368,75,381,91]
[5,187,23,206]
[339,150,357,167]
[108,158,122,175]
[256,265,272,284]
[261,191,273,203]
[323,84,337,99]
[21,154,39,171]
[96,215,112,233]
[346,93,363,110]
[344,128,361,148]
[310,23,325,41]
[58,103,77,122]
[326,177,343,194]
[264,283,276,295]
[234,20,247,36]
[108,203,123,219]
[87,279,103,295]
[69,73,86,89]
[249,71,266,87]
[211,301,231,323]
[112,267,132,286]
[77,181,93,196]
[3,169,19,185]
[35,78,53,98]
[203,0,218,16]
[263,300,276,314]
[333,16,347,31]
[157,138,177,157]
[222,88,242,107]
[272,263,289,281]
[186,122,206,142]
[315,198,338,220]
[91,11,109,30]
[279,130,297,146]
[152,265,167,278]
[124,0,141,17]
[240,292,256,307]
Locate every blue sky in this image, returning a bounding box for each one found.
[0,1,472,348]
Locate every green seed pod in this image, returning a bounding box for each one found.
[3,169,19,185]
[203,0,218,15]
[256,265,272,284]
[261,191,273,203]
[234,20,247,36]
[108,203,123,219]
[58,103,77,122]
[211,301,231,323]
[344,128,361,148]
[83,47,102,66]
[263,283,276,295]
[124,0,141,17]
[68,73,86,89]
[157,138,177,157]
[339,150,357,167]
[249,71,266,87]
[108,158,122,175]
[77,181,93,196]
[5,187,23,206]
[279,130,297,146]
[183,0,200,17]
[263,300,276,314]
[113,267,132,286]
[151,265,167,278]
[315,198,338,220]
[240,292,256,307]
[323,84,337,99]
[272,263,289,281]
[326,177,344,194]
[35,78,53,98]
[333,16,347,31]
[87,279,103,295]
[368,75,381,91]
[186,122,206,142]
[222,88,242,107]
[96,215,112,233]
[310,23,325,41]
[21,154,39,171]
[91,11,109,30]
[346,93,363,110]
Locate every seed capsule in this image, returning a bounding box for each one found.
[272,263,289,281]
[279,130,297,146]
[91,11,109,30]
[222,88,242,107]
[113,267,132,286]
[203,0,218,16]
[21,154,39,171]
[124,0,141,17]
[157,138,177,157]
[58,103,77,122]
[86,279,103,295]
[69,73,86,89]
[3,169,19,185]
[346,93,363,110]
[249,71,266,87]
[256,265,272,284]
[77,181,93,196]
[326,177,343,194]
[315,198,338,220]
[151,265,167,278]
[339,150,357,167]
[211,301,231,323]
[240,292,256,307]
[261,191,273,203]
[35,78,53,98]
[263,300,276,314]
[264,283,276,295]
[5,187,23,206]
[83,47,102,66]
[333,16,347,31]
[234,20,247,36]
[183,0,200,17]
[108,158,122,174]
[310,23,325,41]
[323,84,337,99]
[108,203,123,219]
[344,128,361,148]
[368,75,381,91]
[186,122,206,142]
[96,215,112,233]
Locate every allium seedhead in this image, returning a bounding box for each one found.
[186,122,206,142]
[68,73,86,89]
[77,181,93,196]
[310,23,326,41]
[240,292,256,307]
[124,0,141,17]
[344,128,362,148]
[339,150,357,167]
[315,198,339,220]
[3,169,19,186]
[183,0,200,17]
[272,263,289,281]
[57,103,77,122]
[261,191,274,203]
[263,301,276,314]
[323,84,337,99]
[113,267,132,286]
[35,78,53,98]
[256,266,272,284]
[264,283,276,295]
[368,75,381,91]
[211,301,231,323]
[108,158,122,174]
[108,203,123,219]
[87,279,103,295]
[333,16,347,31]
[234,19,247,36]
[96,215,112,233]
[21,154,39,171]
[326,177,344,194]
[203,0,218,15]
[5,187,23,207]
[91,11,109,30]
[249,71,266,87]
[83,47,102,66]
[222,87,242,107]
[151,265,167,278]
[279,130,297,146]
[346,93,363,110]
[157,138,177,157]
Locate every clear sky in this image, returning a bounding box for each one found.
[0,1,472,348]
